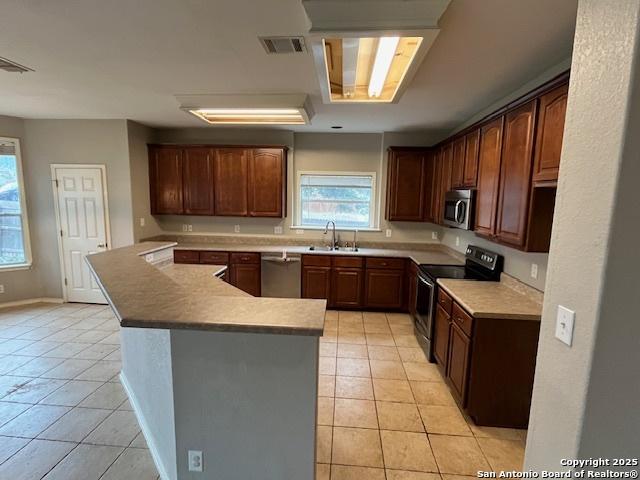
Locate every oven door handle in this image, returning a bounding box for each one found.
[454,200,465,223]
[418,275,433,287]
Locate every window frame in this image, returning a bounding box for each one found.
[294,170,379,231]
[0,137,32,271]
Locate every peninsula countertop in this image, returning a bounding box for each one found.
[437,278,542,321]
[86,242,326,335]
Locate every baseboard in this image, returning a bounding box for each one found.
[120,372,173,480]
[0,297,64,310]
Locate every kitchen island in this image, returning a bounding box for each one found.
[86,242,326,480]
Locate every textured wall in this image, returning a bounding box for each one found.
[526,0,640,469]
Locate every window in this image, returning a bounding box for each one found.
[298,172,376,229]
[0,138,31,268]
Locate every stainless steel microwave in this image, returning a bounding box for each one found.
[442,189,475,230]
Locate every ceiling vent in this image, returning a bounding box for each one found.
[259,36,307,54]
[0,56,33,73]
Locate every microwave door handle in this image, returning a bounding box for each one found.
[455,200,465,223]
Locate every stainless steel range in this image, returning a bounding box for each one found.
[413,245,503,362]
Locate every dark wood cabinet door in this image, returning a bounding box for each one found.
[302,266,331,301]
[447,322,471,405]
[213,148,249,216]
[439,143,453,224]
[533,83,568,182]
[364,269,404,310]
[173,250,200,264]
[463,129,480,188]
[451,137,466,189]
[183,147,214,215]
[229,263,261,296]
[149,147,183,214]
[331,268,364,308]
[422,150,437,223]
[433,304,451,369]
[474,117,504,237]
[386,149,425,221]
[429,149,443,224]
[248,148,285,217]
[496,101,537,247]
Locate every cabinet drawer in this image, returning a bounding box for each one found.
[437,289,453,315]
[173,250,200,264]
[199,251,229,265]
[302,255,332,267]
[366,257,405,270]
[452,302,473,337]
[230,252,260,264]
[332,256,363,268]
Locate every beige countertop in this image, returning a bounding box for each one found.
[173,242,464,266]
[437,279,542,321]
[86,242,326,336]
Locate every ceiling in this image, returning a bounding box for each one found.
[0,0,577,134]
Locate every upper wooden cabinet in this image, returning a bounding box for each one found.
[248,148,285,217]
[183,147,215,215]
[423,150,438,223]
[214,148,250,216]
[532,83,569,183]
[386,148,427,221]
[149,147,183,215]
[149,145,287,218]
[463,129,480,188]
[474,117,504,237]
[495,101,537,248]
[451,136,466,189]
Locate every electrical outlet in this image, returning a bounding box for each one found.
[274,226,283,234]
[455,236,460,247]
[296,229,304,235]
[531,263,538,280]
[188,450,203,472]
[187,224,193,232]
[182,224,188,232]
[431,231,438,240]
[234,225,241,233]
[555,305,575,346]
[145,253,155,263]
[139,217,145,227]
[0,284,4,294]
[385,229,392,238]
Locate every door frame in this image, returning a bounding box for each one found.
[50,164,112,302]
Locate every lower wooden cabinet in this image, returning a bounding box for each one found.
[364,269,404,310]
[433,289,540,428]
[331,268,364,309]
[229,263,260,297]
[302,266,331,300]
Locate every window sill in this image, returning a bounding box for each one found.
[0,263,32,272]
[290,225,382,232]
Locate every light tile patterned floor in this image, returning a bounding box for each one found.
[0,302,159,480]
[0,304,527,479]
[316,310,527,480]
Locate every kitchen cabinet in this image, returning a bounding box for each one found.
[248,148,285,217]
[438,143,454,224]
[183,147,215,215]
[422,150,438,223]
[463,129,480,188]
[429,149,443,224]
[386,148,427,221]
[173,249,200,264]
[435,289,540,427]
[149,147,183,215]
[229,252,261,296]
[495,101,537,248]
[364,257,405,310]
[407,261,419,316]
[214,148,250,216]
[532,83,568,183]
[302,255,332,301]
[474,117,504,237]
[149,145,287,218]
[451,136,466,189]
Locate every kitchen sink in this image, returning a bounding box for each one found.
[308,245,359,252]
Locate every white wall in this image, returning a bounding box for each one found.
[526,0,640,469]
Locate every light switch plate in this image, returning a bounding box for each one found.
[431,232,438,240]
[555,305,575,346]
[234,225,240,233]
[140,217,145,227]
[182,224,188,232]
[0,284,4,294]
[531,263,538,280]
[385,229,392,238]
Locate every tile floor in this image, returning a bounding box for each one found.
[0,302,159,480]
[0,303,526,479]
[316,310,527,480]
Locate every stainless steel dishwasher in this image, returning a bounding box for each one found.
[260,252,302,298]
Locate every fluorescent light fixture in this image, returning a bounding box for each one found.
[176,94,313,125]
[368,37,400,98]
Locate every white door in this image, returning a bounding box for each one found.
[53,167,109,304]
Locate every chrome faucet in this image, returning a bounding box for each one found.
[324,221,337,250]
[353,229,358,251]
